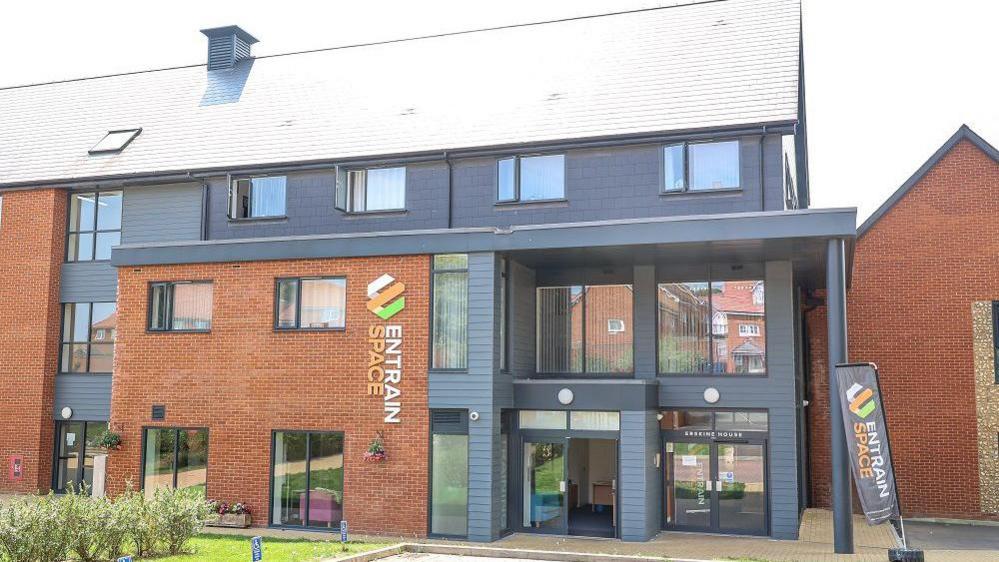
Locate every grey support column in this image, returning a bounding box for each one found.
[618,410,660,541]
[826,238,853,553]
[633,265,657,379]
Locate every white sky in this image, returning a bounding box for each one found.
[1,0,996,224]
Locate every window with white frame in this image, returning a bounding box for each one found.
[336,167,406,212]
[607,319,626,333]
[739,324,760,337]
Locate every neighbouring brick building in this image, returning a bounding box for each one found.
[0,0,874,544]
[807,125,999,520]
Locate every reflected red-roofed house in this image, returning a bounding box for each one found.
[711,281,766,374]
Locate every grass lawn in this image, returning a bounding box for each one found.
[153,534,393,562]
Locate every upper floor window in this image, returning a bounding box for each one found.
[497,154,565,203]
[662,140,740,193]
[67,191,122,262]
[431,254,468,370]
[149,281,213,332]
[276,277,346,330]
[60,302,116,373]
[229,175,287,219]
[336,167,406,213]
[536,284,633,375]
[658,280,765,375]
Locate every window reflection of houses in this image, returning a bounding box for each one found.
[712,281,766,374]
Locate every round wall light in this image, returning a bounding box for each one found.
[469,411,480,422]
[557,388,574,405]
[60,407,73,420]
[703,387,720,404]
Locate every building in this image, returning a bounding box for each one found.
[807,125,999,521]
[0,0,858,542]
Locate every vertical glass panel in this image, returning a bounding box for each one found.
[276,279,299,328]
[70,233,94,261]
[272,432,308,526]
[497,158,516,201]
[90,303,116,342]
[569,411,620,431]
[364,167,406,211]
[82,422,106,491]
[95,232,120,260]
[536,286,583,373]
[715,411,769,432]
[689,140,740,190]
[175,429,208,495]
[307,433,344,528]
[668,442,711,528]
[96,191,123,230]
[518,410,567,430]
[149,285,169,330]
[663,144,685,191]
[717,444,766,533]
[433,254,468,270]
[431,271,468,369]
[71,303,91,342]
[349,171,366,212]
[524,442,565,529]
[712,280,766,374]
[584,285,633,373]
[231,179,251,219]
[143,429,176,498]
[431,434,468,535]
[171,283,213,330]
[499,260,508,371]
[659,410,712,431]
[62,303,75,342]
[300,278,346,329]
[57,422,84,491]
[70,193,96,232]
[88,344,114,373]
[249,176,287,217]
[658,283,711,373]
[519,155,564,201]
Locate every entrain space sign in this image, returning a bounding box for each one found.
[366,274,405,424]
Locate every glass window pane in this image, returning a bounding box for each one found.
[584,285,633,373]
[432,271,468,369]
[364,167,405,211]
[715,411,769,432]
[62,303,75,342]
[307,433,344,528]
[272,432,308,526]
[712,281,766,374]
[171,283,213,330]
[431,434,468,535]
[143,429,176,499]
[90,303,117,342]
[433,254,468,270]
[659,410,712,431]
[88,344,114,373]
[518,410,567,430]
[176,429,208,495]
[69,233,94,261]
[231,179,251,219]
[497,158,516,201]
[150,285,168,330]
[95,232,120,260]
[349,171,366,212]
[96,191,122,230]
[570,411,620,431]
[689,141,739,190]
[71,303,91,343]
[536,286,583,373]
[663,144,685,191]
[658,283,711,373]
[519,155,564,201]
[249,176,287,217]
[82,422,107,490]
[300,278,346,329]
[70,193,96,232]
[277,279,299,328]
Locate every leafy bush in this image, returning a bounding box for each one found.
[117,486,160,558]
[150,487,214,555]
[60,482,131,562]
[0,494,69,562]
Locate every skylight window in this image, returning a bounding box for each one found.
[89,129,141,155]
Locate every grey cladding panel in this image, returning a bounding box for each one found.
[54,375,112,420]
[122,183,203,244]
[60,262,118,303]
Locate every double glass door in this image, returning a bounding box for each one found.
[522,439,567,533]
[664,441,767,535]
[54,421,105,493]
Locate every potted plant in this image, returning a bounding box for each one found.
[206,500,252,528]
[95,428,122,451]
[363,434,387,462]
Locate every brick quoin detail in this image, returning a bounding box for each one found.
[109,255,431,536]
[0,189,65,493]
[807,139,999,519]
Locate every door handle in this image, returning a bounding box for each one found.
[559,481,566,493]
[705,480,713,492]
[717,480,723,490]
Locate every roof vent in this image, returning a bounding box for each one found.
[200,25,258,71]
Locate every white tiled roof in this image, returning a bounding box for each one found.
[0,0,800,187]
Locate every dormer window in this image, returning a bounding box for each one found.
[88,129,141,155]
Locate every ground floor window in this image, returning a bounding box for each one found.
[142,428,208,498]
[54,421,106,493]
[271,431,344,528]
[430,410,469,536]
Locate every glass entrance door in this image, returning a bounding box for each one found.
[664,441,767,535]
[523,440,567,533]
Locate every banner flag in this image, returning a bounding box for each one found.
[834,363,901,525]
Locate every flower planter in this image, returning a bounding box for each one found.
[208,513,252,528]
[363,452,387,463]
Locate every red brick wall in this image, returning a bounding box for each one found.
[0,189,65,493]
[807,139,999,518]
[109,255,430,536]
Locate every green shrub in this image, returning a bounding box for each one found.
[0,494,69,562]
[117,486,160,558]
[150,487,213,555]
[60,482,130,562]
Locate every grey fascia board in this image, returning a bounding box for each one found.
[112,208,857,267]
[858,124,999,237]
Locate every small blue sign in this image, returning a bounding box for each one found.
[340,520,348,543]
[117,556,133,562]
[251,536,263,561]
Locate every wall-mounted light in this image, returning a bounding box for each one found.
[557,388,574,405]
[703,387,720,404]
[60,407,73,420]
[469,411,480,422]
